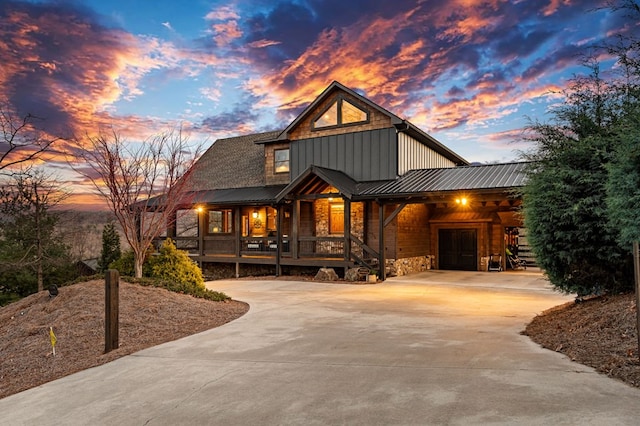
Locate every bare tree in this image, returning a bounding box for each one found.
[74,127,202,278]
[0,106,61,172]
[0,168,70,293]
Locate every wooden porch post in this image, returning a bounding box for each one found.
[166,210,176,239]
[234,206,241,278]
[343,198,351,274]
[197,207,205,261]
[276,205,282,277]
[378,200,386,281]
[292,199,299,259]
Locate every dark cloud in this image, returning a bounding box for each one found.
[0,1,133,136]
[521,44,583,83]
[200,103,261,133]
[244,2,322,63]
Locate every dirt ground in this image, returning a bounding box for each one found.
[1,280,639,400]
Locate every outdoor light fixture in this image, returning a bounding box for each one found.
[252,210,259,218]
[455,197,468,206]
[48,284,58,298]
[196,206,204,213]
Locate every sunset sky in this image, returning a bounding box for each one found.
[0,0,637,208]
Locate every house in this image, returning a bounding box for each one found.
[162,81,529,280]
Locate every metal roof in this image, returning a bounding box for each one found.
[358,162,528,197]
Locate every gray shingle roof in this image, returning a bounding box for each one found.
[358,162,527,197]
[188,130,281,191]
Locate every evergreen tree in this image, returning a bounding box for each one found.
[98,222,121,272]
[0,169,74,302]
[521,1,640,295]
[606,111,640,248]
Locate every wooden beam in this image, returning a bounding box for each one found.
[296,192,342,201]
[104,270,119,354]
[234,206,241,258]
[292,200,299,259]
[343,199,351,263]
[275,205,282,277]
[198,208,205,259]
[383,202,407,228]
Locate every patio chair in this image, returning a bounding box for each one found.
[488,254,502,271]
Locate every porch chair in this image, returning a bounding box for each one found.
[488,254,502,272]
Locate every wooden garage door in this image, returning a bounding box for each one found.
[439,229,477,271]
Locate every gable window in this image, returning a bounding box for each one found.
[209,209,232,234]
[274,148,290,173]
[329,203,344,234]
[313,97,368,130]
[342,99,368,124]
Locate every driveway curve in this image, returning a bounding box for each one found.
[1,270,639,425]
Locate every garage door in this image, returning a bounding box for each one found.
[438,229,477,271]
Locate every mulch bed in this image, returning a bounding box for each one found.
[0,280,248,399]
[523,292,640,387]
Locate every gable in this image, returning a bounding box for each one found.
[289,90,393,140]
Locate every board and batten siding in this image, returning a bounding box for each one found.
[398,133,456,174]
[291,128,398,181]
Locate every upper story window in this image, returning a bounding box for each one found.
[274,148,290,173]
[313,97,369,130]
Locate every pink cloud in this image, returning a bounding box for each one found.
[212,21,243,47]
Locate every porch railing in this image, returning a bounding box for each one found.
[153,234,379,267]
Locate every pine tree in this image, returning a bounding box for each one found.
[98,222,121,272]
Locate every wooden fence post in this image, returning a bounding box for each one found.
[105,269,120,353]
[633,241,640,362]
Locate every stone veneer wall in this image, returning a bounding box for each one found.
[314,198,364,238]
[389,255,434,276]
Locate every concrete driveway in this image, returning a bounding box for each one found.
[2,270,640,425]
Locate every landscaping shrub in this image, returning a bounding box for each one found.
[148,238,204,288]
[108,239,229,301]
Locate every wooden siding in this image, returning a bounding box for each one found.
[398,132,456,174]
[265,141,291,185]
[291,128,398,181]
[395,203,430,258]
[366,202,396,260]
[288,91,392,141]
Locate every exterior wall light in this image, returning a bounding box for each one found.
[455,197,468,206]
[252,210,259,219]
